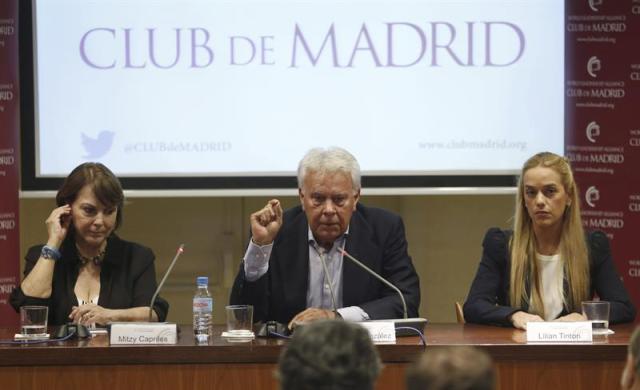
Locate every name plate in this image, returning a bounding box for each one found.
[358,321,396,343]
[526,321,592,343]
[110,322,177,345]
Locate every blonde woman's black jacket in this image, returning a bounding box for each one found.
[463,228,635,326]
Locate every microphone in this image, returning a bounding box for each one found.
[339,248,426,335]
[110,244,184,345]
[149,244,185,321]
[339,248,407,319]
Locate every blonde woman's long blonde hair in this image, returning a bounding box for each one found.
[509,152,590,318]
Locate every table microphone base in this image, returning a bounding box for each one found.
[256,321,290,337]
[365,318,428,337]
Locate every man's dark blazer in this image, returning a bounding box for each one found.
[463,228,636,326]
[230,203,421,324]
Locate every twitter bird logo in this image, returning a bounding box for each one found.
[81,131,115,159]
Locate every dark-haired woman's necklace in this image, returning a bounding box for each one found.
[77,246,106,266]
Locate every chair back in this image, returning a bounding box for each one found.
[455,302,465,324]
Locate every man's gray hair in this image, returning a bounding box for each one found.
[297,147,361,191]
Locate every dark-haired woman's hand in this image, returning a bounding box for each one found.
[45,205,72,249]
[70,304,113,326]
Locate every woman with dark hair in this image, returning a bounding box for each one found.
[464,152,635,329]
[10,163,168,326]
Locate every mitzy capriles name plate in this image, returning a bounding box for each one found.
[109,322,177,345]
[526,321,593,343]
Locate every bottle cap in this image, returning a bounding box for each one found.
[196,276,208,286]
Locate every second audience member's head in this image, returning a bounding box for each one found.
[297,147,361,249]
[278,320,381,390]
[406,346,495,390]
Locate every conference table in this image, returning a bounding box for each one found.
[0,323,633,390]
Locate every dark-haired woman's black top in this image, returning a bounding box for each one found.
[463,228,635,326]
[10,235,169,325]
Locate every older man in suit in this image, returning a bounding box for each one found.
[230,147,420,328]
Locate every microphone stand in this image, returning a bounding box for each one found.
[339,248,407,319]
[149,244,184,321]
[110,244,184,345]
[339,248,426,336]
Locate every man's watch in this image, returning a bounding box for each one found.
[41,245,62,261]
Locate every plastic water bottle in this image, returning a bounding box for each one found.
[193,276,213,344]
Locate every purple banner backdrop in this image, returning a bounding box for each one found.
[0,1,20,326]
[566,0,640,317]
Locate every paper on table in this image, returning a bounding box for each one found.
[14,333,50,341]
[221,330,255,339]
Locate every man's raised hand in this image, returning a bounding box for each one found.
[250,199,283,246]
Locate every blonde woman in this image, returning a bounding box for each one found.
[464,152,635,329]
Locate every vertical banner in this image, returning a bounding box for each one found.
[565,1,640,315]
[0,0,20,326]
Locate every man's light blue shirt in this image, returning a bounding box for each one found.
[243,226,369,321]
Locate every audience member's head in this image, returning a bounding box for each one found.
[406,346,495,390]
[278,320,381,390]
[622,327,640,390]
